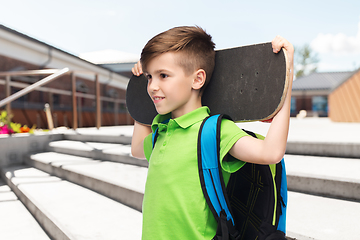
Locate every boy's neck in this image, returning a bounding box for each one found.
[171,95,203,119]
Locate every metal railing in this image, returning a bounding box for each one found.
[0,68,127,129]
[0,68,70,108]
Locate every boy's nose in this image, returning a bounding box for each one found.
[147,79,160,93]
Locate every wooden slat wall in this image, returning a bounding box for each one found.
[10,109,134,129]
[329,70,360,122]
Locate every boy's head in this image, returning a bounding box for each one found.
[140,26,216,93]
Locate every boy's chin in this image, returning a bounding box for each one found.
[157,111,171,116]
[154,107,170,116]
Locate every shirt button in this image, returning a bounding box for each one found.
[163,141,167,146]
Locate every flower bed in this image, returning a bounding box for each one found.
[0,111,35,134]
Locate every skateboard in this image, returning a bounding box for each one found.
[126,42,290,125]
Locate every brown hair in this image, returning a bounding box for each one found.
[140,26,215,92]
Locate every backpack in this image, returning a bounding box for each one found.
[152,114,288,240]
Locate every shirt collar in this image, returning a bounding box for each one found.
[151,106,210,132]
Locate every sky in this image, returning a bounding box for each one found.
[0,0,359,73]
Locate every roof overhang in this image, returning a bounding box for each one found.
[0,25,129,89]
[292,89,330,97]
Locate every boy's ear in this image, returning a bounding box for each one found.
[192,69,206,90]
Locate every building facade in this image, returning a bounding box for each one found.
[0,24,133,128]
[291,70,360,122]
[329,70,360,122]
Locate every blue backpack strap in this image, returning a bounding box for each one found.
[277,158,288,233]
[152,128,159,149]
[198,114,238,240]
[152,119,170,148]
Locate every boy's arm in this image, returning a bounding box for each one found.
[131,121,152,159]
[130,61,152,159]
[229,36,294,165]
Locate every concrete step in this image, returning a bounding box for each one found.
[62,126,133,145]
[48,140,148,167]
[287,191,360,240]
[2,165,142,240]
[26,151,147,211]
[35,147,360,205]
[0,179,51,240]
[12,152,360,240]
[285,154,360,201]
[286,141,360,158]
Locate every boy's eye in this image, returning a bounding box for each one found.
[160,73,168,78]
[145,74,152,80]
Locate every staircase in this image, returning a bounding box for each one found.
[0,126,144,240]
[1,119,360,240]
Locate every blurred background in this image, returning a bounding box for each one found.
[1,0,360,128]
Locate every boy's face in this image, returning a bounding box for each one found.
[144,52,200,119]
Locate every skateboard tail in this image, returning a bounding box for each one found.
[256,48,291,122]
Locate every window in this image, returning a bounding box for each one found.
[312,96,328,117]
[290,97,296,114]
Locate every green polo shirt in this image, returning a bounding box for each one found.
[142,106,248,240]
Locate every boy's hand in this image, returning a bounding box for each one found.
[131,61,143,76]
[271,35,294,68]
[260,36,293,124]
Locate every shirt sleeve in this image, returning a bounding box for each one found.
[143,133,153,162]
[219,119,249,173]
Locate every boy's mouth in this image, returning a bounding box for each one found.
[153,96,165,103]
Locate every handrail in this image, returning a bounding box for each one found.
[0,78,126,103]
[0,69,61,77]
[0,68,70,108]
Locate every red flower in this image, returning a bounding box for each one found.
[0,125,14,134]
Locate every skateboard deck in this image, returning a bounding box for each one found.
[126,42,290,125]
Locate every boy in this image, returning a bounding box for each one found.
[131,26,294,239]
